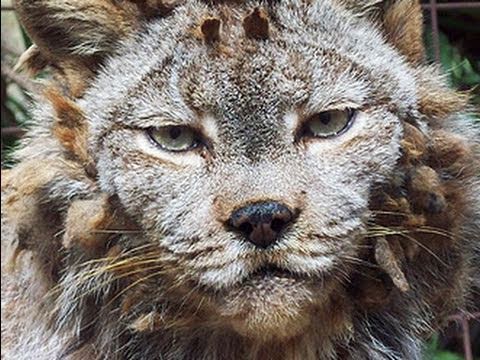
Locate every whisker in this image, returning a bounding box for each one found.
[366,224,449,267]
[48,251,165,296]
[393,233,449,267]
[415,226,456,239]
[73,243,159,267]
[340,255,376,268]
[103,268,179,309]
[73,251,162,278]
[370,210,410,217]
[90,229,144,234]
[50,264,172,315]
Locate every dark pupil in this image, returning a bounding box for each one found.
[169,127,182,140]
[319,113,331,125]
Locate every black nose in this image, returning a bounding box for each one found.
[228,201,294,248]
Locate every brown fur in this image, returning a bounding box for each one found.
[200,17,222,43]
[383,0,424,64]
[243,7,270,40]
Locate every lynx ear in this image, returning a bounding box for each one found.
[13,0,173,96]
[381,0,425,64]
[344,0,424,64]
[14,0,143,61]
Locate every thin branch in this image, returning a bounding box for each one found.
[1,127,25,137]
[422,2,480,10]
[445,311,479,360]
[461,316,473,360]
[448,312,480,322]
[1,61,39,94]
[1,43,22,58]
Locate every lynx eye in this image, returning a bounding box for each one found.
[301,109,355,139]
[147,126,199,152]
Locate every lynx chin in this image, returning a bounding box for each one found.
[1,0,479,359]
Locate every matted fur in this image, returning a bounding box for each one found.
[2,0,479,359]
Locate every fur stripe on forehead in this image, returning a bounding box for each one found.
[243,7,270,40]
[200,17,222,43]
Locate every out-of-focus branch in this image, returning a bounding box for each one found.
[446,312,479,360]
[1,126,25,137]
[1,61,38,94]
[448,312,480,322]
[1,43,22,58]
[422,2,480,10]
[462,316,473,360]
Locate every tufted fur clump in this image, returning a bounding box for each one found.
[1,0,479,359]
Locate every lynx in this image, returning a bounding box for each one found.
[1,0,479,359]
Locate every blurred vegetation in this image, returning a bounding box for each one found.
[1,3,479,360]
[425,335,464,360]
[424,6,480,109]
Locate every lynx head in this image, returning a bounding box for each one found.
[7,0,477,354]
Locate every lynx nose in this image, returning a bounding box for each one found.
[229,201,294,248]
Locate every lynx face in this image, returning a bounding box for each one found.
[82,1,416,338]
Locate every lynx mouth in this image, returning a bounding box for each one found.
[247,264,298,280]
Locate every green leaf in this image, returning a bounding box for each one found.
[430,351,464,360]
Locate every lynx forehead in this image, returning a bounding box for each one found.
[1,0,479,359]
